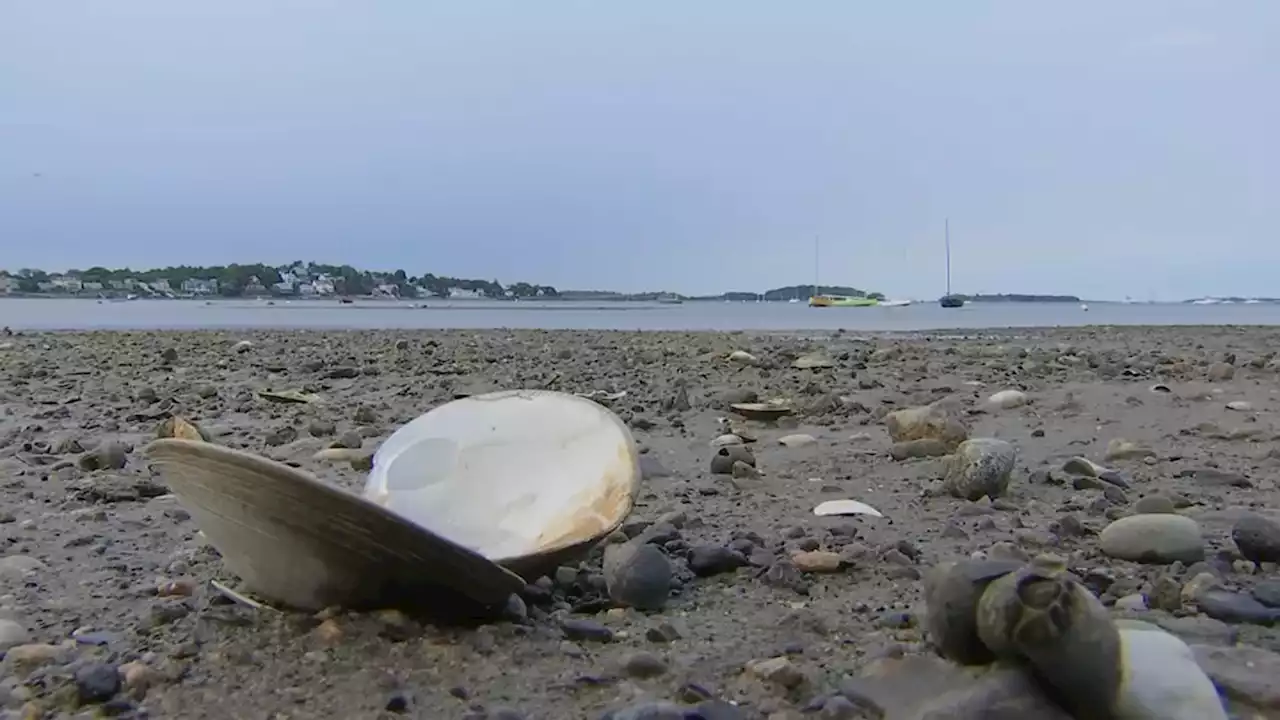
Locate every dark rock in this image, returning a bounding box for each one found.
[1195,589,1280,625]
[687,545,746,577]
[561,618,614,643]
[1233,514,1280,568]
[1252,580,1280,608]
[603,541,672,611]
[75,661,122,704]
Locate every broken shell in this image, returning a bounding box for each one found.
[813,499,883,518]
[363,389,641,580]
[729,402,793,421]
[145,389,641,615]
[257,389,318,404]
[156,416,210,442]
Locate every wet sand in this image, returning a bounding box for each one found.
[1,326,1279,718]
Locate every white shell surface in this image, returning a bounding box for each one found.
[364,389,640,561]
[1113,626,1227,719]
[813,499,883,518]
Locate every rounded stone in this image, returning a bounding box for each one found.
[1100,514,1205,564]
[603,541,672,611]
[1231,513,1280,566]
[942,438,1016,501]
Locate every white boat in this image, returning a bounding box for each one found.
[1191,298,1221,305]
[880,299,912,307]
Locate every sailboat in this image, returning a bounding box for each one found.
[939,218,965,308]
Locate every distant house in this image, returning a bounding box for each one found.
[181,278,219,295]
[148,279,171,293]
[312,275,336,295]
[0,275,14,294]
[243,276,268,295]
[373,283,399,297]
[49,275,83,293]
[449,287,482,299]
[82,281,104,292]
[273,281,296,295]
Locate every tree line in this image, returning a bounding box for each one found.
[1,263,559,299]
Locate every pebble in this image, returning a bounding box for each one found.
[791,551,842,573]
[1132,495,1177,515]
[747,657,805,689]
[1193,588,1280,625]
[778,433,817,449]
[0,619,28,651]
[1192,644,1280,711]
[688,545,746,577]
[884,403,970,450]
[941,438,1016,500]
[561,618,614,643]
[603,541,672,611]
[1232,513,1280,567]
[1100,514,1205,564]
[604,701,686,720]
[74,661,122,704]
[889,438,950,461]
[1251,579,1280,608]
[621,651,668,678]
[987,389,1028,409]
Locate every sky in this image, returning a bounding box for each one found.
[1,2,1276,300]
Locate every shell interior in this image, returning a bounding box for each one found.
[364,389,641,563]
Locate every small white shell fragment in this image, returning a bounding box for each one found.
[1226,400,1254,411]
[988,389,1028,409]
[728,350,758,365]
[813,499,883,518]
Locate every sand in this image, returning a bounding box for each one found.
[0,326,1278,718]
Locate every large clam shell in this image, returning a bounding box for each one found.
[144,389,642,614]
[364,389,641,580]
[145,439,525,614]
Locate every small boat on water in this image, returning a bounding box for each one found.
[809,294,880,308]
[656,294,683,305]
[880,299,912,307]
[939,218,965,309]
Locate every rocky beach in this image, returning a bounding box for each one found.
[1,326,1280,718]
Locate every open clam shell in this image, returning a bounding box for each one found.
[145,439,525,614]
[145,389,642,614]
[364,389,642,580]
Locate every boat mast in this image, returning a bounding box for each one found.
[813,236,819,299]
[944,218,951,297]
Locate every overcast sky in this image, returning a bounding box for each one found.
[2,2,1275,300]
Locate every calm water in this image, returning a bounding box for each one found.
[2,297,1279,333]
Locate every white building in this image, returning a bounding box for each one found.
[49,275,83,292]
[449,287,482,299]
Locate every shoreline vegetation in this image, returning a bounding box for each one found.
[0,263,1090,303]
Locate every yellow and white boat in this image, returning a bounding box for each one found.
[808,294,880,308]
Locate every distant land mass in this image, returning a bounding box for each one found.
[0,264,1087,304]
[953,293,1082,303]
